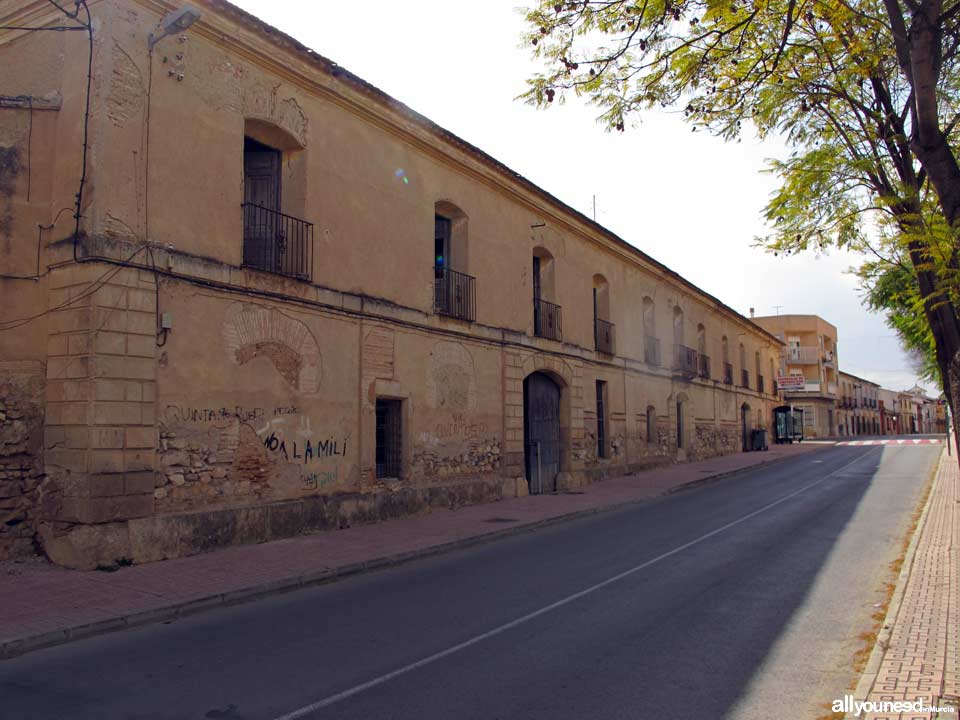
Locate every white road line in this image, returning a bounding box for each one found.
[271,447,877,720]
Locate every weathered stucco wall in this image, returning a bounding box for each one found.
[0,0,784,569]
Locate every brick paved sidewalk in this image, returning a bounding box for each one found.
[853,449,960,720]
[0,442,824,659]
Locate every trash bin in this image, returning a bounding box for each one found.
[750,428,768,451]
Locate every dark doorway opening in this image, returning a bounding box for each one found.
[524,372,561,494]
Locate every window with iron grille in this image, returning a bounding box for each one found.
[596,380,607,458]
[375,399,402,479]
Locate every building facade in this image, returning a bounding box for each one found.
[0,0,782,567]
[837,371,880,436]
[751,314,838,438]
[879,388,899,435]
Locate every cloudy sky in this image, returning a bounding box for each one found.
[232,0,929,393]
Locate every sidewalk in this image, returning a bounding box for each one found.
[0,442,824,659]
[851,448,959,719]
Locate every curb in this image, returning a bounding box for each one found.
[0,445,830,660]
[847,447,946,717]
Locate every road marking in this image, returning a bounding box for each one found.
[836,438,941,446]
[271,448,877,720]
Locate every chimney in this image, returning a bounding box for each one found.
[749,307,755,318]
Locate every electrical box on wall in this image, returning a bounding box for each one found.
[160,312,173,330]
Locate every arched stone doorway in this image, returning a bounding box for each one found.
[523,372,562,494]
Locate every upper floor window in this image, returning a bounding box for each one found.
[434,201,475,321]
[532,247,561,341]
[722,335,733,384]
[241,121,312,281]
[593,275,614,354]
[672,306,696,377]
[739,342,749,388]
[697,324,710,379]
[642,297,659,366]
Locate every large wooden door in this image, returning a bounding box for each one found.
[524,372,561,494]
[243,138,281,271]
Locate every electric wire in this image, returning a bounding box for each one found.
[0,244,147,331]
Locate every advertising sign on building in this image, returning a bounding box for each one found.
[777,375,806,390]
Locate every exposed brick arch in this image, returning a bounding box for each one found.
[222,304,322,394]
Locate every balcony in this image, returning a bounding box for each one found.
[533,298,562,341]
[594,318,615,355]
[644,336,661,367]
[758,374,765,394]
[784,346,820,364]
[698,353,711,380]
[723,362,733,385]
[823,350,836,367]
[741,369,750,389]
[434,266,476,322]
[242,202,314,281]
[827,382,838,396]
[673,344,698,379]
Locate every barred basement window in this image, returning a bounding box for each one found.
[376,399,402,479]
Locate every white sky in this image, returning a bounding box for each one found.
[230,0,931,394]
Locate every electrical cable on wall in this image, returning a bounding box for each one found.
[0,244,147,331]
[0,3,92,287]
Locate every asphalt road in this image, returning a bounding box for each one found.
[0,443,940,720]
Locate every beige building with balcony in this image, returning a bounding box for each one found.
[0,0,783,568]
[751,314,838,438]
[837,371,880,436]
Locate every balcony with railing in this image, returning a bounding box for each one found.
[644,336,661,367]
[758,374,765,394]
[741,369,750,389]
[434,266,476,322]
[784,346,820,364]
[673,344,698,379]
[533,298,562,341]
[242,202,314,281]
[698,353,711,380]
[594,318,615,355]
[723,362,733,385]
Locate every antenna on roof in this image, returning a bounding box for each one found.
[773,305,784,315]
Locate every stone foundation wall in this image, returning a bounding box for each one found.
[690,422,740,461]
[0,362,45,559]
[43,474,511,569]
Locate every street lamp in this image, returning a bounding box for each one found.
[148,6,201,50]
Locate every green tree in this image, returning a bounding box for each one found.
[522,0,960,440]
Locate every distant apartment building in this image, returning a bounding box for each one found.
[751,315,838,438]
[879,388,900,435]
[906,386,939,433]
[837,371,880,436]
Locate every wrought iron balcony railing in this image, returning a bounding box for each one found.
[741,369,750,389]
[242,202,314,281]
[594,318,615,354]
[434,266,476,322]
[723,362,733,385]
[533,298,562,341]
[673,344,698,378]
[644,336,661,367]
[698,353,711,379]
